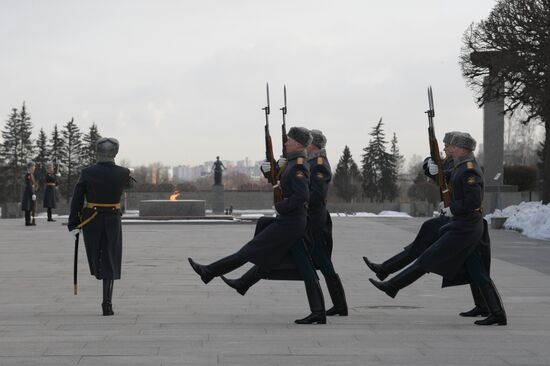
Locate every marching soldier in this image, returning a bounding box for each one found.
[305,129,347,316]
[369,132,506,326]
[43,162,58,222]
[21,162,37,226]
[68,138,133,316]
[189,127,327,324]
[221,129,348,317]
[363,131,491,317]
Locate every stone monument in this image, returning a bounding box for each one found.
[470,51,517,212]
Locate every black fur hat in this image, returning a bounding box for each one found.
[310,129,327,149]
[288,127,313,147]
[450,132,476,151]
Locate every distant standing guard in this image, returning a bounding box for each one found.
[43,162,58,222]
[68,138,134,316]
[212,156,226,186]
[21,162,37,226]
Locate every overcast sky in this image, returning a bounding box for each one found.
[1,0,501,167]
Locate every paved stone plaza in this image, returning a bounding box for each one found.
[0,217,549,366]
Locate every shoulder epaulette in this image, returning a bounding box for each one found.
[317,157,324,165]
[466,161,474,170]
[297,157,305,165]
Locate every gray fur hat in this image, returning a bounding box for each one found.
[310,129,327,149]
[450,132,476,151]
[96,137,119,163]
[443,131,459,144]
[288,127,313,147]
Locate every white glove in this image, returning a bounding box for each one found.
[260,161,272,173]
[427,158,439,175]
[441,207,453,217]
[31,194,36,201]
[277,157,287,167]
[70,229,80,239]
[437,201,445,211]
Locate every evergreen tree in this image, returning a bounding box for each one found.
[361,118,387,202]
[0,103,35,200]
[333,145,361,202]
[0,108,21,199]
[18,102,34,163]
[34,128,49,194]
[48,124,63,175]
[381,132,401,201]
[60,118,82,202]
[390,133,404,175]
[81,123,101,167]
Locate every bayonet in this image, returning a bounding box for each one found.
[425,85,451,208]
[281,85,288,158]
[262,83,283,203]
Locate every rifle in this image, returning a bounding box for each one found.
[280,85,288,158]
[263,83,284,203]
[426,86,451,207]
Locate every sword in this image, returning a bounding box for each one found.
[73,232,79,295]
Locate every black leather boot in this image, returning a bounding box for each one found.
[221,266,264,296]
[47,208,56,222]
[474,281,507,326]
[369,264,426,298]
[325,274,348,316]
[188,253,246,284]
[102,280,114,316]
[295,280,327,324]
[363,251,414,281]
[460,284,489,317]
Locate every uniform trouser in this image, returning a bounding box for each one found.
[24,210,31,225]
[289,241,318,282]
[309,232,336,278]
[47,208,53,220]
[464,251,492,287]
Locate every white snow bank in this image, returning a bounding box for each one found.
[485,201,550,241]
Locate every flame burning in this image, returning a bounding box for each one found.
[169,191,180,201]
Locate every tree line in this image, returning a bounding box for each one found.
[0,102,101,204]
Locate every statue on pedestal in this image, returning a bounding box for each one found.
[212,156,226,186]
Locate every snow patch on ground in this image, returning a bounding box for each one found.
[331,211,411,218]
[485,201,550,241]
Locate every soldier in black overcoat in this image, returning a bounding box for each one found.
[21,162,37,226]
[363,131,492,317]
[43,162,58,222]
[68,138,133,316]
[369,133,507,326]
[189,127,327,324]
[221,129,348,318]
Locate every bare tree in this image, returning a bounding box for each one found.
[459,0,550,203]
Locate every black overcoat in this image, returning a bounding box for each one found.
[403,156,454,257]
[416,156,490,286]
[20,173,35,211]
[307,151,334,257]
[68,162,131,280]
[237,151,309,272]
[42,173,58,208]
